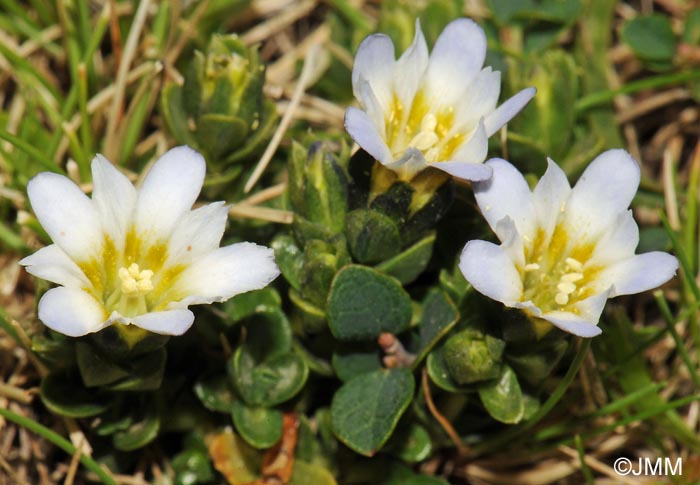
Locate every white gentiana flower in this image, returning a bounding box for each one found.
[459,150,678,337]
[345,18,536,182]
[20,146,280,338]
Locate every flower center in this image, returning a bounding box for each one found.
[118,263,154,295]
[384,91,465,165]
[521,226,595,313]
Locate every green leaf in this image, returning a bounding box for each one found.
[426,347,461,393]
[290,461,337,485]
[345,209,402,264]
[231,401,283,449]
[327,265,412,341]
[376,232,435,284]
[172,448,214,485]
[272,234,304,291]
[76,341,128,387]
[622,15,676,62]
[224,288,282,323]
[478,366,525,424]
[229,350,308,407]
[331,368,415,456]
[410,289,459,368]
[112,399,160,451]
[40,371,111,418]
[107,348,167,391]
[197,113,249,160]
[194,374,237,413]
[289,289,327,333]
[684,9,700,45]
[241,309,293,359]
[332,343,382,382]
[386,422,432,463]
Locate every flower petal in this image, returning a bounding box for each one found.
[565,149,640,241]
[425,18,486,105]
[165,201,229,266]
[352,34,396,110]
[20,244,90,289]
[442,118,489,166]
[484,87,536,137]
[540,311,603,337]
[599,252,678,298]
[134,146,206,243]
[175,242,280,305]
[386,147,428,180]
[541,289,609,337]
[345,107,393,164]
[91,154,137,250]
[532,158,571,242]
[38,287,109,337]
[588,210,638,266]
[394,20,429,108]
[132,309,195,336]
[459,240,522,304]
[27,172,102,262]
[430,161,492,181]
[358,80,386,138]
[451,68,500,128]
[473,158,537,241]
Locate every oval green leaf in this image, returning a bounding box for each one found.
[345,209,401,264]
[477,365,525,424]
[331,368,415,456]
[231,401,283,449]
[327,265,412,341]
[40,371,111,418]
[622,15,676,62]
[229,349,309,407]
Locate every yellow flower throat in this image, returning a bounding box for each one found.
[520,225,600,314]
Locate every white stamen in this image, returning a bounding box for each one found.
[555,292,569,305]
[119,263,154,295]
[565,257,583,271]
[524,263,540,271]
[557,281,576,294]
[561,272,583,282]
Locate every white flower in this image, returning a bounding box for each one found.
[459,150,678,337]
[345,18,536,182]
[20,146,280,338]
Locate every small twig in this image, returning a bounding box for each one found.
[103,0,152,160]
[241,0,316,45]
[164,0,211,66]
[421,369,469,456]
[64,436,84,485]
[557,445,639,485]
[0,382,33,404]
[229,204,293,224]
[244,44,321,193]
[662,136,683,231]
[378,333,416,368]
[239,183,287,206]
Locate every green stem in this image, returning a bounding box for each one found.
[575,70,700,113]
[0,407,118,485]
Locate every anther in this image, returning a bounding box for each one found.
[555,293,569,305]
[561,272,583,283]
[524,263,540,271]
[565,257,583,271]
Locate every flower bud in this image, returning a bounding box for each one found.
[161,34,277,173]
[443,328,505,385]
